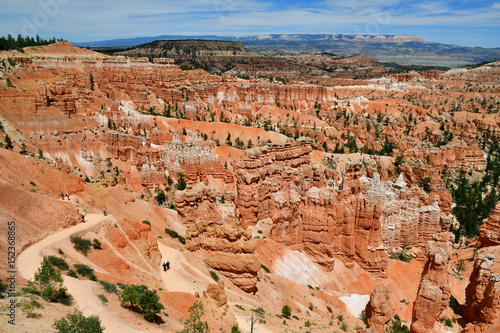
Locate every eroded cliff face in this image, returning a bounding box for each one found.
[401,145,487,173]
[185,219,260,293]
[35,81,77,115]
[410,237,452,333]
[367,173,447,249]
[235,140,449,274]
[177,181,260,293]
[104,131,232,188]
[479,202,500,247]
[175,182,221,228]
[235,140,317,227]
[163,134,233,185]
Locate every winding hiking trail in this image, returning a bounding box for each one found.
[157,242,213,295]
[17,213,142,333]
[17,211,219,332]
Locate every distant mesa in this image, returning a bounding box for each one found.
[74,33,500,67]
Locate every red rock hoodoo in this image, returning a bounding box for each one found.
[365,285,395,333]
[410,237,452,333]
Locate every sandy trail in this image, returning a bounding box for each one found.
[157,242,213,294]
[17,214,144,333]
[64,277,142,333]
[17,214,107,281]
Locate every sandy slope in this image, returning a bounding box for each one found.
[157,242,213,295]
[17,213,144,333]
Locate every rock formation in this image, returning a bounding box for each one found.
[478,274,500,326]
[401,145,487,173]
[365,285,395,333]
[479,202,500,247]
[235,141,447,274]
[464,254,497,321]
[410,239,452,333]
[368,173,448,249]
[35,81,77,115]
[163,134,232,184]
[175,181,221,228]
[186,219,260,293]
[204,281,228,308]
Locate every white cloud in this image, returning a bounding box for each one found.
[0,0,498,46]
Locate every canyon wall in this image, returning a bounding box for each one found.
[234,141,448,274]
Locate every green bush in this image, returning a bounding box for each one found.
[74,264,97,281]
[70,236,92,256]
[326,306,332,313]
[385,315,410,333]
[417,177,432,193]
[155,188,167,205]
[281,305,291,318]
[19,298,42,318]
[209,271,219,282]
[142,220,151,227]
[165,228,186,244]
[178,301,209,333]
[440,316,453,327]
[4,134,13,149]
[33,256,65,302]
[53,309,103,333]
[47,256,69,271]
[117,282,129,290]
[98,294,108,304]
[0,280,8,298]
[119,286,140,308]
[98,280,118,294]
[119,285,164,322]
[231,326,241,333]
[92,239,102,250]
[253,307,265,317]
[176,173,187,191]
[66,270,78,278]
[388,251,416,262]
[360,310,367,324]
[261,264,271,273]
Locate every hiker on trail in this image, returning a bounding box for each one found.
[61,192,64,200]
[162,262,167,272]
[66,192,70,200]
[81,214,85,223]
[103,207,107,216]
[166,261,170,269]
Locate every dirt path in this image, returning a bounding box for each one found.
[157,242,213,295]
[17,214,106,281]
[17,214,143,333]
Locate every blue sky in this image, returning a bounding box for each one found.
[1,0,499,47]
